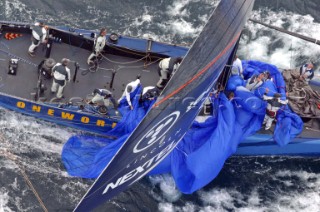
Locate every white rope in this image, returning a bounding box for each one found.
[0,133,49,212]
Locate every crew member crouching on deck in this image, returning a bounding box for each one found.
[140,86,160,102]
[89,88,119,115]
[51,58,71,99]
[263,89,288,130]
[156,57,183,89]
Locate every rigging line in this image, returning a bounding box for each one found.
[15,160,49,212]
[101,53,148,64]
[290,39,293,69]
[108,44,165,59]
[92,57,161,74]
[115,58,162,70]
[0,133,48,212]
[0,41,10,49]
[144,53,151,68]
[82,57,160,75]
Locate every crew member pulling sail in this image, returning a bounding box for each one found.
[263,90,288,130]
[299,63,315,83]
[140,86,160,101]
[51,58,71,99]
[28,21,48,57]
[156,57,183,89]
[87,28,107,65]
[118,77,141,110]
[246,72,265,91]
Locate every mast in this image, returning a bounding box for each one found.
[249,18,320,46]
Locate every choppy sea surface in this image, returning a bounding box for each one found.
[0,0,320,211]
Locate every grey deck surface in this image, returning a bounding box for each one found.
[0,31,159,103]
[0,30,319,139]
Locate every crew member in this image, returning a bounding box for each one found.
[89,88,118,111]
[87,28,107,65]
[140,86,160,102]
[246,72,265,91]
[156,57,183,89]
[118,77,141,110]
[51,58,71,99]
[299,63,315,83]
[231,55,243,78]
[28,21,48,57]
[263,89,288,130]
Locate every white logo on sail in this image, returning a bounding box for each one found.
[186,84,213,112]
[133,111,180,153]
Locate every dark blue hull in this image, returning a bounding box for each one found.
[0,93,117,134]
[236,134,320,156]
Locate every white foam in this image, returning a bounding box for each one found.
[149,174,182,202]
[133,14,153,27]
[0,108,75,176]
[239,9,320,69]
[155,169,320,211]
[275,170,320,189]
[198,189,237,211]
[166,0,191,17]
[158,202,175,212]
[0,189,13,212]
[159,202,197,212]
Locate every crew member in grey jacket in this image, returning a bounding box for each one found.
[51,58,71,99]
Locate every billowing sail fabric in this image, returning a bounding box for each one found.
[73,1,255,211]
[62,135,128,178]
[108,86,144,137]
[62,91,263,192]
[233,60,304,146]
[63,58,305,194]
[147,91,266,192]
[62,87,150,178]
[169,94,235,193]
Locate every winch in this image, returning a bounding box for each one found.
[8,58,18,75]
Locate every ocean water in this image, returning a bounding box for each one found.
[0,0,320,211]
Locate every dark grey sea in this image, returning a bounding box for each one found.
[0,0,319,211]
